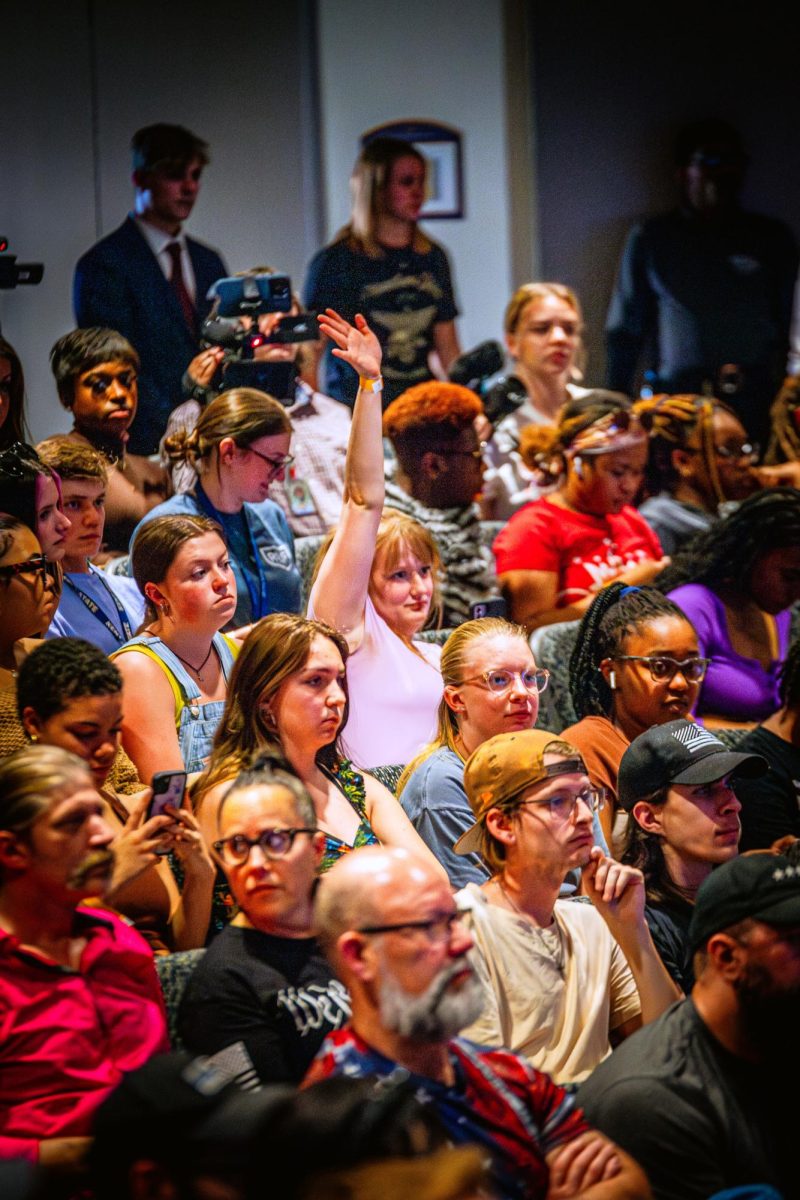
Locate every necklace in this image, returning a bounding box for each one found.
[171,643,214,680]
[493,878,565,973]
[495,877,529,919]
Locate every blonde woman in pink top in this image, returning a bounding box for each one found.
[308,310,443,770]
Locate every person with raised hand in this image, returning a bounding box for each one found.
[308,309,443,771]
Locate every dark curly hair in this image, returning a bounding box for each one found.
[654,487,800,595]
[16,637,122,723]
[569,582,697,720]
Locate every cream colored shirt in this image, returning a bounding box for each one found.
[458,883,641,1085]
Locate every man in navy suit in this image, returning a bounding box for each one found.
[74,124,228,455]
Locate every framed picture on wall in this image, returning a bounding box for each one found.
[361,119,464,219]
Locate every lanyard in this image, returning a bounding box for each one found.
[193,484,269,619]
[63,567,134,644]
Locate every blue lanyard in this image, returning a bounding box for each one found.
[63,567,134,644]
[193,484,269,619]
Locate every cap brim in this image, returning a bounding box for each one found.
[756,894,800,929]
[672,750,767,787]
[453,822,484,856]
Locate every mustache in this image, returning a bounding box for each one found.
[67,848,115,888]
[429,957,473,1006]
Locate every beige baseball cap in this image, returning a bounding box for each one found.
[454,729,584,856]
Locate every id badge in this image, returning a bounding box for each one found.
[286,477,318,517]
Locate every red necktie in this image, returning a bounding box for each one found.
[165,241,196,333]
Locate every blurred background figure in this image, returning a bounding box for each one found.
[605,118,798,448]
[482,281,590,519]
[303,137,461,408]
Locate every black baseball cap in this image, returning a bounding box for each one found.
[91,1051,294,1190]
[617,719,766,811]
[689,853,800,951]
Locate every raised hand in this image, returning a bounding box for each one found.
[317,309,382,380]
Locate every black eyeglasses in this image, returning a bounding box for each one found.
[358,911,465,945]
[520,786,606,822]
[246,446,295,474]
[213,826,314,866]
[614,654,709,682]
[461,667,550,695]
[0,553,48,584]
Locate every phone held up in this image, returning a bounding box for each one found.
[148,769,187,819]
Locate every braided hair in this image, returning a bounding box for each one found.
[765,376,800,464]
[632,393,728,503]
[654,487,800,595]
[569,581,696,720]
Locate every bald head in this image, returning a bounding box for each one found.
[314,846,445,951]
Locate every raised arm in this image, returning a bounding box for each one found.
[308,310,384,652]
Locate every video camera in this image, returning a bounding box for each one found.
[0,237,44,290]
[448,340,527,427]
[200,272,320,400]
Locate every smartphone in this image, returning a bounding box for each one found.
[263,312,320,344]
[470,597,507,620]
[148,770,187,820]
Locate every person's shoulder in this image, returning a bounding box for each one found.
[451,1037,561,1095]
[404,746,464,801]
[245,496,293,536]
[77,904,156,957]
[76,217,143,265]
[184,233,227,267]
[190,925,273,978]
[739,209,798,245]
[665,580,716,607]
[307,238,355,272]
[554,894,609,937]
[617,503,658,531]
[302,388,352,424]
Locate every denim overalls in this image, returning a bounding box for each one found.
[114,633,236,772]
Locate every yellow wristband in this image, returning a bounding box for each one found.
[359,375,384,393]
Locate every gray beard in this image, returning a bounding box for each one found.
[378,957,485,1043]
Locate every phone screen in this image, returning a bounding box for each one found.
[149,772,187,819]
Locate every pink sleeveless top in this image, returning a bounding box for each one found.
[310,595,442,769]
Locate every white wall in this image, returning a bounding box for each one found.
[3,0,522,443]
[2,0,321,442]
[316,0,515,358]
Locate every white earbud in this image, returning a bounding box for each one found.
[573,455,584,479]
[609,670,617,690]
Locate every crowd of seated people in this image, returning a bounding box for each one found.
[4,119,800,1200]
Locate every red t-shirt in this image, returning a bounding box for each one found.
[493,498,662,607]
